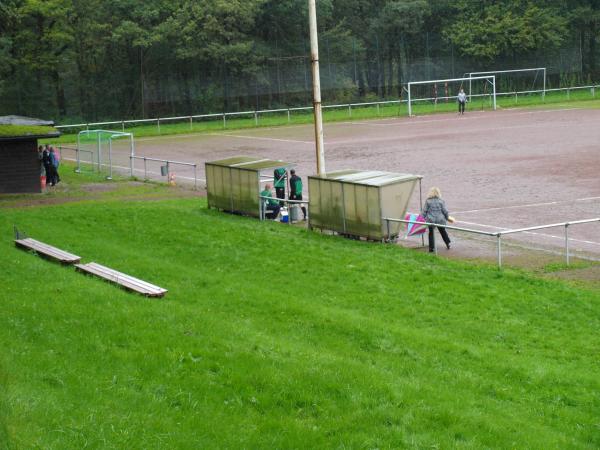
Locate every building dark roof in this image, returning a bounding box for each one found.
[0,116,60,141]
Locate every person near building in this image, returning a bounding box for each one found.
[42,145,52,183]
[48,146,60,186]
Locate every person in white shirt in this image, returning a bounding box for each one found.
[457,88,467,114]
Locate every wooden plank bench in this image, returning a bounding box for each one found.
[15,238,81,265]
[75,262,167,298]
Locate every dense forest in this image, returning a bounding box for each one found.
[0,0,599,123]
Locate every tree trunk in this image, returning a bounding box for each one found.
[52,70,66,117]
[589,22,597,76]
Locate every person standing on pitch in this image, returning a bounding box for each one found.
[273,167,287,205]
[422,187,452,252]
[457,88,467,115]
[289,169,307,220]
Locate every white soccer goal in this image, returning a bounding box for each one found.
[406,75,496,116]
[77,130,135,179]
[465,68,546,101]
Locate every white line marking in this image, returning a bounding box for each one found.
[338,107,584,128]
[207,133,311,144]
[455,196,600,214]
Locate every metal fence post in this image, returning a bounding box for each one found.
[497,234,502,268]
[565,223,570,266]
[73,144,81,173]
[223,114,226,128]
[194,164,198,190]
[121,121,125,132]
[386,219,390,241]
[287,109,291,123]
[348,104,352,116]
[157,118,161,134]
[107,138,113,180]
[377,103,380,116]
[189,117,193,131]
[254,111,258,125]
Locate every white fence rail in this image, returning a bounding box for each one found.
[384,217,600,268]
[54,84,600,133]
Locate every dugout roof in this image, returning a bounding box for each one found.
[208,156,294,171]
[0,116,60,142]
[312,170,422,186]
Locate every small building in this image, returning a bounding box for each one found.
[0,116,61,193]
[308,170,423,240]
[206,156,294,217]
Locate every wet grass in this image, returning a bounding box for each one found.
[1,173,600,448]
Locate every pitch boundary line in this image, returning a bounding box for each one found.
[341,107,583,127]
[455,196,600,214]
[456,219,600,247]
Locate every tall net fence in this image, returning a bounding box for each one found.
[0,30,594,123]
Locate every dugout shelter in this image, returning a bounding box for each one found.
[0,116,60,194]
[206,156,295,217]
[308,170,422,240]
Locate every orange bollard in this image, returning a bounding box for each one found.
[40,175,46,189]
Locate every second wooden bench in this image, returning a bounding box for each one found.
[75,262,167,298]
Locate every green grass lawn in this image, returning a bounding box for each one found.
[45,89,600,145]
[1,171,600,448]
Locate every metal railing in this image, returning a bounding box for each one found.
[259,195,308,223]
[130,155,199,190]
[53,83,600,134]
[384,217,600,268]
[58,145,95,172]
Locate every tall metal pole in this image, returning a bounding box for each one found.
[308,0,326,175]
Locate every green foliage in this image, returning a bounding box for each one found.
[444,0,567,60]
[1,177,600,447]
[0,124,58,137]
[1,1,599,121]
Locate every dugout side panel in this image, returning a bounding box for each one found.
[380,180,418,238]
[308,177,345,232]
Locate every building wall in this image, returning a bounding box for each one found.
[0,139,41,194]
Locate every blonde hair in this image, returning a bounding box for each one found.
[427,187,441,199]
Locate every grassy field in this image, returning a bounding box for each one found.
[45,88,600,145]
[1,169,600,448]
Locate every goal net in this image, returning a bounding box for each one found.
[465,68,546,104]
[406,76,496,116]
[77,130,134,178]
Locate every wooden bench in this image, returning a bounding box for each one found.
[75,262,167,298]
[15,238,81,265]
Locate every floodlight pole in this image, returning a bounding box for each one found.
[308,0,326,175]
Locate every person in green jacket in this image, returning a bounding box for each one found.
[273,167,287,205]
[260,183,281,220]
[289,169,307,220]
